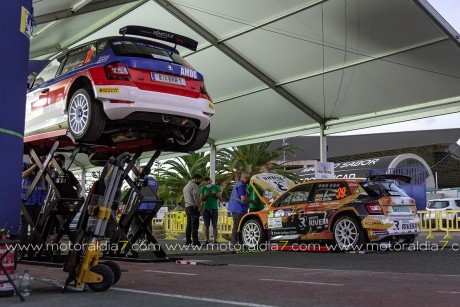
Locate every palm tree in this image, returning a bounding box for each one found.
[216,141,299,196]
[156,152,209,206]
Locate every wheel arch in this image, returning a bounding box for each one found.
[329,209,369,243]
[329,209,360,232]
[238,213,266,232]
[65,75,95,111]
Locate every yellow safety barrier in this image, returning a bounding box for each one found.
[418,210,460,240]
[216,208,233,242]
[162,208,234,242]
[438,210,460,239]
[163,211,187,240]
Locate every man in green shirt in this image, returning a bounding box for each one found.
[247,182,265,212]
[200,177,222,245]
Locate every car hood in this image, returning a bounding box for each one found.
[250,173,295,201]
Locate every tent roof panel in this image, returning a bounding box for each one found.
[27,0,460,163]
[210,89,315,142]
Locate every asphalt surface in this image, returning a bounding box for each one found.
[3,243,460,307]
[4,232,460,306]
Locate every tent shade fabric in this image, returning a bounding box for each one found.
[28,0,460,156]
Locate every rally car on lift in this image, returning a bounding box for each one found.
[239,174,420,250]
[26,26,214,152]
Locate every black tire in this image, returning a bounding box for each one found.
[68,88,105,142]
[332,215,365,251]
[101,261,122,285]
[240,219,267,249]
[173,124,210,152]
[87,264,114,292]
[402,235,416,244]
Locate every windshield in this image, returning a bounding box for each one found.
[361,181,409,197]
[427,201,449,209]
[110,40,187,66]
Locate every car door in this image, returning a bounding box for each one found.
[26,58,63,135]
[267,183,314,240]
[304,181,352,240]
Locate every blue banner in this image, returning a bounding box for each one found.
[0,0,32,236]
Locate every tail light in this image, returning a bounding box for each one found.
[104,62,132,81]
[200,80,212,101]
[365,202,383,215]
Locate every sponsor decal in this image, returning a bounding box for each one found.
[98,87,120,94]
[274,210,285,217]
[268,217,282,229]
[96,55,110,64]
[372,231,388,235]
[180,67,198,79]
[354,188,361,194]
[268,211,274,218]
[20,7,33,39]
[152,54,172,62]
[208,103,215,110]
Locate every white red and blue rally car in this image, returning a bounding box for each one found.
[26,26,214,152]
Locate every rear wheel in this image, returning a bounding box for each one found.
[101,261,122,285]
[173,124,210,152]
[87,264,114,292]
[68,89,105,142]
[333,216,365,251]
[241,219,266,249]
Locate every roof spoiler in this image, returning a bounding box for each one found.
[367,174,411,184]
[119,25,198,51]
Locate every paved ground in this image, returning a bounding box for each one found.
[3,231,460,306]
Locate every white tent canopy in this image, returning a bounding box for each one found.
[29,0,460,164]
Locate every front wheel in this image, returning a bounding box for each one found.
[87,264,114,292]
[173,124,210,152]
[333,216,365,251]
[68,88,105,142]
[241,219,266,249]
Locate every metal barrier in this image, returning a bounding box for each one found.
[418,210,460,239]
[163,211,187,240]
[161,209,234,242]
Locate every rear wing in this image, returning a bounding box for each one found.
[367,174,411,184]
[119,25,198,51]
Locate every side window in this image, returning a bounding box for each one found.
[455,200,460,208]
[32,59,61,87]
[313,182,350,202]
[97,40,110,54]
[61,43,97,75]
[276,184,313,207]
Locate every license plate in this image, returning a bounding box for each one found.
[151,73,186,86]
[393,221,417,231]
[392,205,410,213]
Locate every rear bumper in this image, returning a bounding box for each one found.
[362,215,421,241]
[94,85,214,130]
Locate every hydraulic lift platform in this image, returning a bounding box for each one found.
[22,132,180,292]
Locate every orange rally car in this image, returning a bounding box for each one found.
[238,174,420,250]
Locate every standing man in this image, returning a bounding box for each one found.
[200,177,222,245]
[183,174,202,246]
[20,157,48,244]
[228,171,253,245]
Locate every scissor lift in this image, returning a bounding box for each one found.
[21,142,84,261]
[106,150,167,259]
[22,132,179,292]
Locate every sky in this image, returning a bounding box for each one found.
[337,0,460,136]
